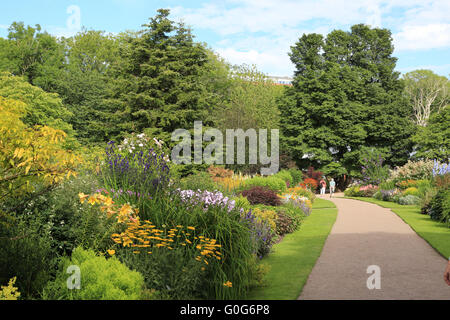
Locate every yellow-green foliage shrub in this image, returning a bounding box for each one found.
[231,194,251,211]
[0,277,20,300]
[43,247,145,300]
[252,208,278,233]
[403,187,420,197]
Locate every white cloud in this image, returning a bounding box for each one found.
[216,47,294,76]
[393,24,450,51]
[170,0,371,37]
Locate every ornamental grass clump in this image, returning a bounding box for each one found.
[78,190,253,299]
[110,219,228,299]
[243,176,286,193]
[113,189,258,299]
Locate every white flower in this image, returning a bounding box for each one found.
[153,137,164,149]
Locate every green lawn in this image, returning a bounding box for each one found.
[246,198,338,300]
[347,197,450,258]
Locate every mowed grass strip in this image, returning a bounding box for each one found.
[246,198,337,300]
[347,197,450,258]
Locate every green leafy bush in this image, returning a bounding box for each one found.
[360,148,389,185]
[274,211,294,235]
[260,204,304,235]
[344,186,363,197]
[379,181,396,190]
[2,173,116,256]
[231,194,251,212]
[397,195,421,205]
[442,192,450,227]
[43,247,145,300]
[428,190,450,226]
[178,171,218,192]
[373,191,382,200]
[288,169,303,186]
[273,170,293,186]
[416,180,433,197]
[243,176,286,193]
[117,247,206,300]
[0,215,54,299]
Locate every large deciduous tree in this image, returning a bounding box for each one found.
[0,72,74,140]
[403,69,449,127]
[45,30,123,143]
[0,22,64,85]
[279,24,415,186]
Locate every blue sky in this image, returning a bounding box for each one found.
[1,0,449,77]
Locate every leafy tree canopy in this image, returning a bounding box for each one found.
[0,72,73,137]
[412,105,450,161]
[280,24,416,184]
[111,9,212,143]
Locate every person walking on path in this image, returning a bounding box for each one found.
[329,178,336,198]
[445,259,450,286]
[319,178,326,195]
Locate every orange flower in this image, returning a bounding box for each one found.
[223,281,232,288]
[88,196,97,205]
[119,204,133,216]
[107,249,115,256]
[103,197,114,206]
[78,193,89,203]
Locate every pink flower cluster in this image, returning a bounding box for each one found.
[359,184,378,191]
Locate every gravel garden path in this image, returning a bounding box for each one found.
[298,194,450,300]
